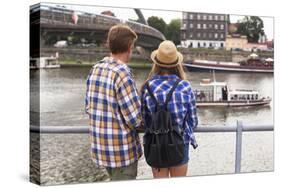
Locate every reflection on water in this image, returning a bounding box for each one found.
[30,66,273,127]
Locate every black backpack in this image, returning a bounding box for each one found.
[143,79,185,168]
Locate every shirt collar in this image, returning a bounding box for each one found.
[102,56,125,65]
[152,74,179,80]
[101,56,132,74]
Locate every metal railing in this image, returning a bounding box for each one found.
[30,121,273,173]
[38,5,165,40]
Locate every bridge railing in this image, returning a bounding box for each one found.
[30,121,273,173]
[38,5,165,40]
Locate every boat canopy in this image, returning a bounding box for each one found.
[249,53,259,58]
[200,80,227,87]
[265,58,274,62]
[229,89,258,95]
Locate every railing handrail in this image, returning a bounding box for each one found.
[37,4,165,40]
[30,124,273,134]
[30,121,273,174]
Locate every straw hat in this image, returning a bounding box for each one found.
[151,40,183,68]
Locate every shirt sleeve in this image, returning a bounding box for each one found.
[115,70,141,129]
[187,87,198,130]
[85,68,93,115]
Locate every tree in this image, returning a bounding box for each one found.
[236,16,265,43]
[166,19,181,45]
[147,16,167,36]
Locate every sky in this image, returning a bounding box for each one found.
[41,2,274,40]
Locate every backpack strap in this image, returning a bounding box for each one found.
[164,79,181,108]
[146,78,181,111]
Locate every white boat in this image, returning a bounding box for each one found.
[30,57,60,69]
[194,78,271,107]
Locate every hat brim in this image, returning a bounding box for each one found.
[150,50,183,68]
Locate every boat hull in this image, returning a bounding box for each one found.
[196,98,271,107]
[184,63,274,73]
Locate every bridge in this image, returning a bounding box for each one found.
[30,4,165,58]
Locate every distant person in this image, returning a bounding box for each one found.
[140,40,198,178]
[85,24,142,181]
[222,86,228,101]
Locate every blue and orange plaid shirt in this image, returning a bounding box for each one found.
[85,57,143,168]
[141,74,198,149]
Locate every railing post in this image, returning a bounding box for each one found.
[235,120,243,173]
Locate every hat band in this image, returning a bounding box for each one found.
[155,56,179,66]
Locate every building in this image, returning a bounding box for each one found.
[225,34,248,51]
[266,40,274,49]
[181,12,229,48]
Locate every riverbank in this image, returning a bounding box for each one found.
[41,46,273,65]
[59,60,153,69]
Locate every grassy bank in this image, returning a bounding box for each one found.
[59,59,153,69]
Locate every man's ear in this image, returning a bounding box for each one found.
[128,43,134,53]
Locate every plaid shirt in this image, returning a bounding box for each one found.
[141,74,198,149]
[85,57,143,168]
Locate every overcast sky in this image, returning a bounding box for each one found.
[42,2,274,40]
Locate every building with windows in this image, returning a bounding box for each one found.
[181,12,229,48]
[225,34,248,51]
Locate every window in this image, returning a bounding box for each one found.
[209,24,212,29]
[220,15,224,20]
[183,12,188,19]
[189,32,193,38]
[215,15,218,20]
[214,24,218,29]
[208,15,213,20]
[209,43,213,47]
[182,32,186,39]
[197,14,201,20]
[209,33,213,38]
[198,42,200,47]
[189,14,194,19]
[203,33,206,38]
[189,23,193,28]
[214,33,218,38]
[220,43,224,47]
[220,33,224,39]
[203,14,207,20]
[203,42,206,47]
[203,24,207,29]
[197,33,201,38]
[220,24,224,30]
[197,23,201,29]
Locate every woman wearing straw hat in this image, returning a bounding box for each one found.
[141,40,198,178]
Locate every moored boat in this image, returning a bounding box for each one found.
[184,53,273,73]
[30,57,60,69]
[194,78,271,107]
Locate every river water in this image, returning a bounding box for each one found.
[30,66,274,185]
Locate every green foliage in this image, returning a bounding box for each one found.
[236,16,265,43]
[147,16,167,36]
[147,17,181,45]
[166,19,181,45]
